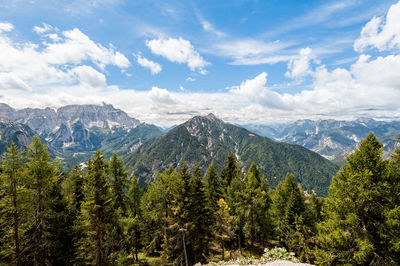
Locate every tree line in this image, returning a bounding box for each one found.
[0,133,399,265]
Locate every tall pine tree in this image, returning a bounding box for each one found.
[79,151,118,265]
[316,133,391,265]
[24,136,61,265]
[0,143,28,265]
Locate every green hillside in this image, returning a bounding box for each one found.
[125,114,338,196]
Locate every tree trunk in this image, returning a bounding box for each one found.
[238,233,242,256]
[222,241,225,261]
[12,176,20,265]
[182,232,188,266]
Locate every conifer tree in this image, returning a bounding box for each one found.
[108,153,129,214]
[225,170,244,255]
[214,198,233,261]
[316,133,391,265]
[221,152,241,188]
[140,167,178,257]
[79,150,118,265]
[242,162,271,249]
[123,175,142,262]
[165,163,192,265]
[0,143,28,265]
[204,162,223,213]
[24,136,61,265]
[187,165,213,263]
[271,173,306,250]
[62,166,85,213]
[381,138,400,263]
[47,182,76,265]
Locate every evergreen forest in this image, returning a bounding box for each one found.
[1,132,400,265]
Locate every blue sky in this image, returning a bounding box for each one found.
[0,0,400,126]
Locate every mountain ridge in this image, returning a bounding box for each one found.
[126,114,338,196]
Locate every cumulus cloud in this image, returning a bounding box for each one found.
[135,54,162,74]
[354,1,400,52]
[146,37,209,74]
[148,86,177,105]
[0,22,129,93]
[229,72,286,109]
[72,65,107,88]
[285,47,314,79]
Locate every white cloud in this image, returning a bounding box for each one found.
[33,23,53,34]
[42,28,130,70]
[210,39,293,65]
[0,22,129,93]
[198,17,226,37]
[285,47,314,79]
[230,72,286,109]
[354,1,400,52]
[186,77,195,82]
[179,85,185,91]
[135,54,162,74]
[0,22,14,32]
[72,65,107,88]
[148,86,177,105]
[146,37,209,73]
[0,73,31,91]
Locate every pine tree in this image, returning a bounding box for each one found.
[24,136,61,265]
[108,153,129,214]
[187,165,213,263]
[204,162,223,213]
[124,175,142,262]
[214,198,233,261]
[316,133,391,265]
[0,143,28,265]
[62,166,85,213]
[271,173,306,250]
[241,162,271,249]
[225,170,244,255]
[47,181,76,265]
[382,138,400,264]
[79,150,117,265]
[165,163,193,265]
[221,152,241,188]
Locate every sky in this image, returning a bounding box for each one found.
[0,0,400,127]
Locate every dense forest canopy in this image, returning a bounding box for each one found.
[0,133,399,265]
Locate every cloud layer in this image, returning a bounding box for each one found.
[1,1,400,127]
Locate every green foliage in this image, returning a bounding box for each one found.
[242,163,271,249]
[214,198,233,261]
[204,162,223,213]
[126,116,338,196]
[79,150,119,265]
[24,136,61,265]
[1,132,400,265]
[271,173,305,248]
[109,153,129,214]
[0,143,29,265]
[316,133,395,265]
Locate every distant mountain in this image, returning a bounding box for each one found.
[0,121,36,154]
[0,103,162,171]
[243,118,400,165]
[125,114,338,196]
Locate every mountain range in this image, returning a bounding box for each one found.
[0,103,162,169]
[244,118,400,165]
[1,102,399,196]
